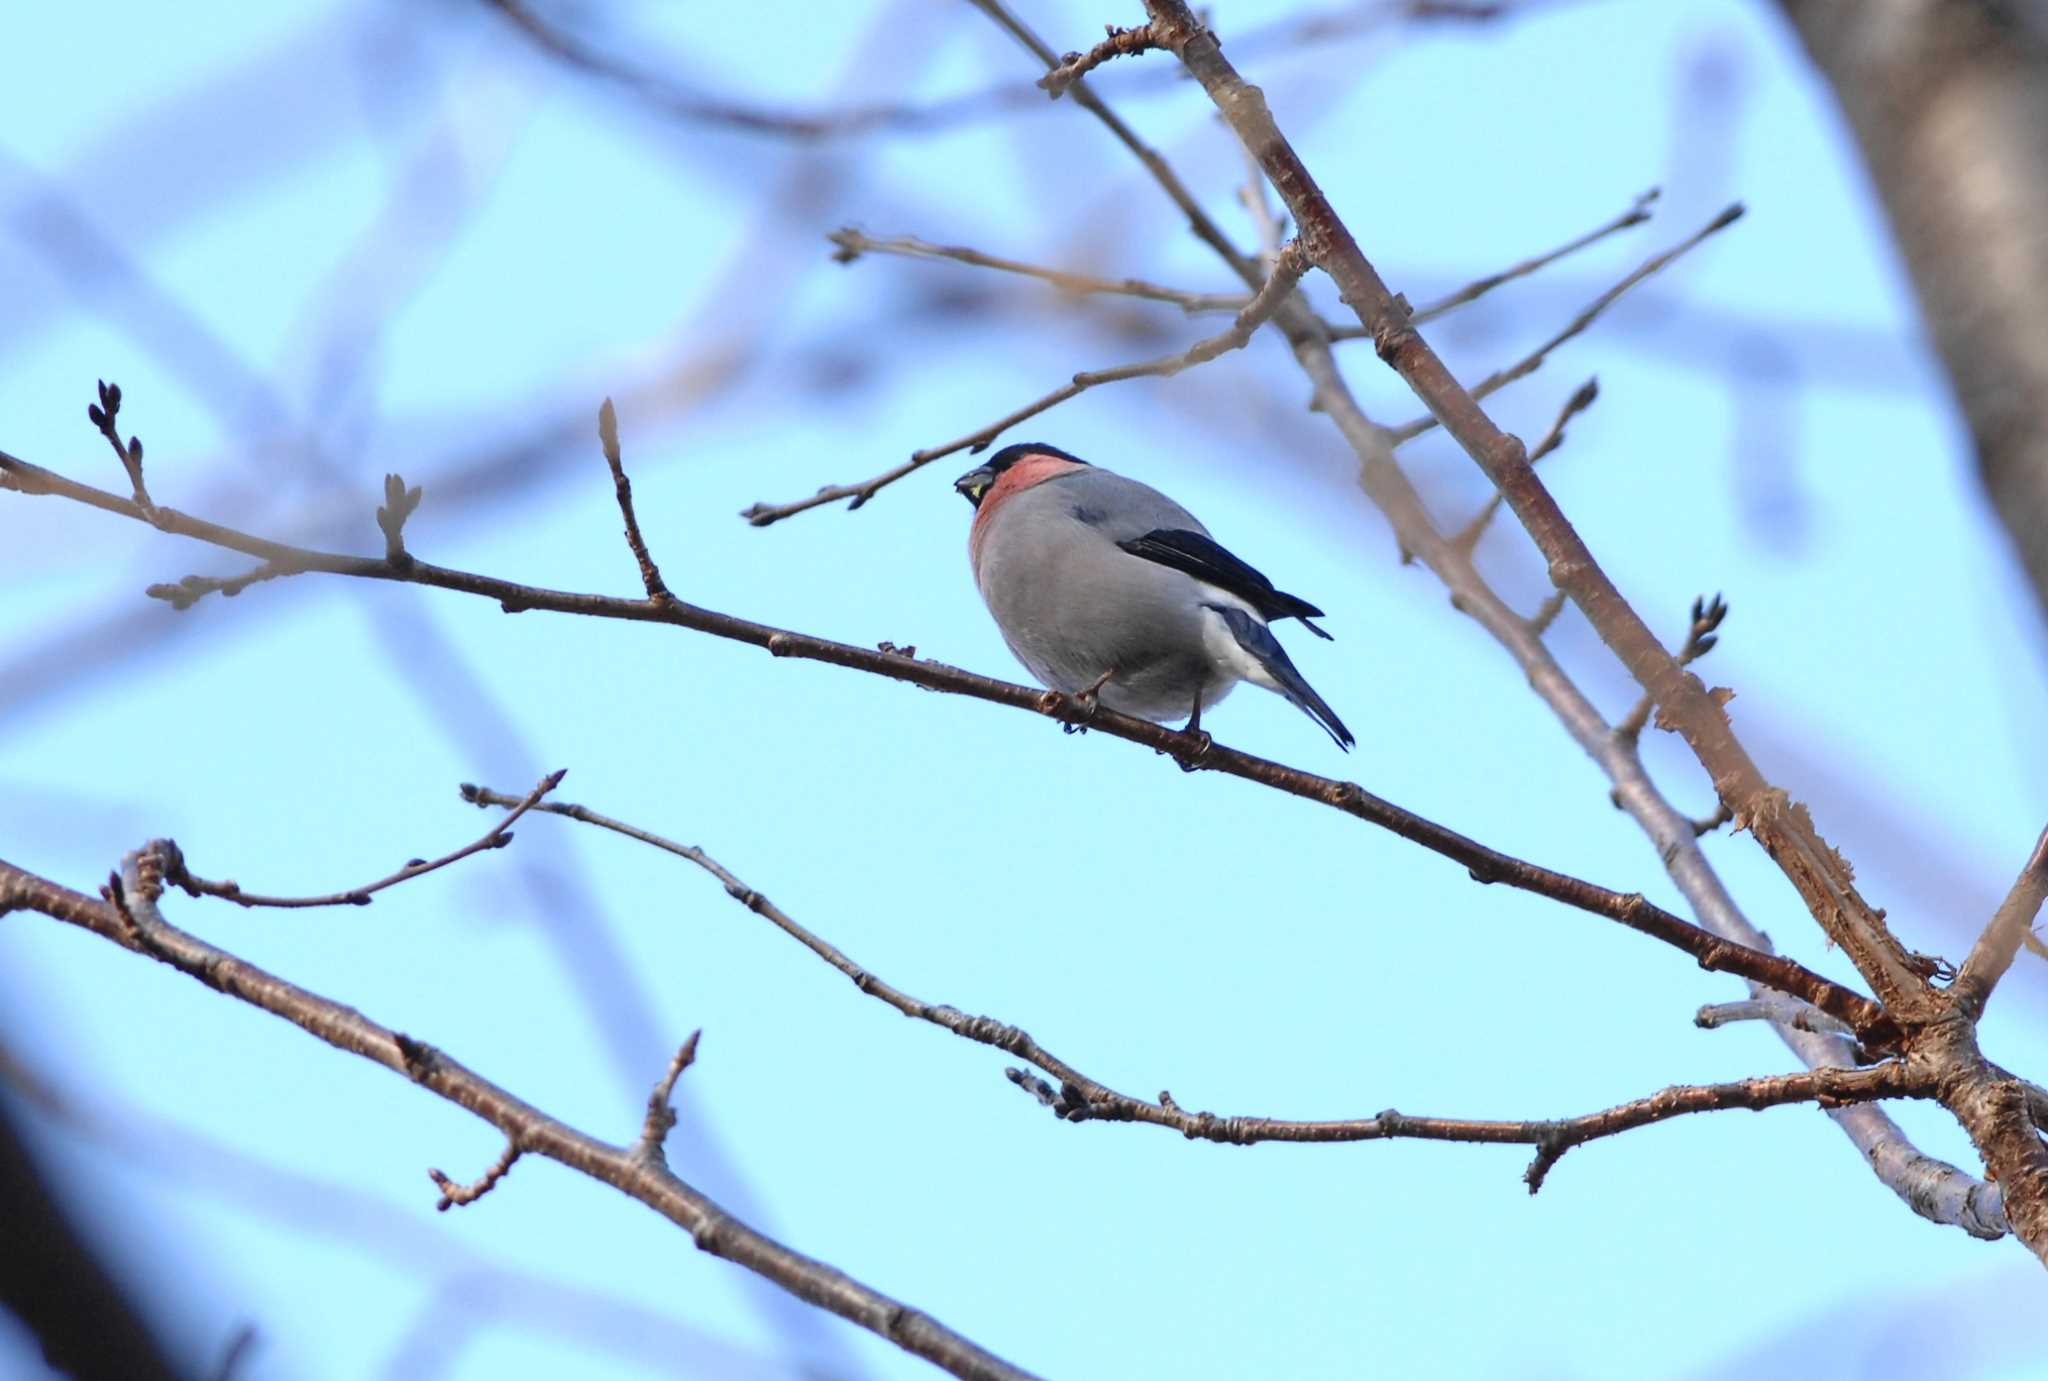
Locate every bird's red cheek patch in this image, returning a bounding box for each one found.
[970,455,1088,560]
[974,456,1089,532]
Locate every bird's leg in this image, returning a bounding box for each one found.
[1062,667,1117,735]
[1176,686,1213,772]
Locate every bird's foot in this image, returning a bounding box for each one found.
[1172,728,1214,773]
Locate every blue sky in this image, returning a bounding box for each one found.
[4,2,2046,1378]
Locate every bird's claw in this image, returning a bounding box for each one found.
[1173,728,1213,772]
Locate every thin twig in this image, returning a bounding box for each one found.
[637,1030,703,1163]
[740,242,1310,524]
[1406,188,1658,325]
[598,398,673,603]
[460,784,1917,1176]
[1383,205,1744,445]
[159,770,566,908]
[1039,23,1165,98]
[825,229,1244,312]
[1451,376,1598,553]
[429,1141,523,1212]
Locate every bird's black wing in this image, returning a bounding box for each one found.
[1116,528,1333,639]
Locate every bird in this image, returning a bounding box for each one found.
[954,442,1353,750]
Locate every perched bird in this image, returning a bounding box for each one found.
[955,442,1353,750]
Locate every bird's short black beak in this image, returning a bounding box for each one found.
[954,466,994,508]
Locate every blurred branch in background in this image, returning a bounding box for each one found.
[481,0,1552,142]
[1778,0,2048,628]
[759,186,1660,520]
[0,1094,188,1381]
[0,847,1038,1381]
[0,1041,812,1380]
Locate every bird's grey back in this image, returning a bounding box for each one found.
[1039,467,1207,543]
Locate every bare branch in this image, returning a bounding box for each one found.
[1950,823,2048,1020]
[764,185,1650,531]
[0,849,1040,1381]
[481,0,1526,145]
[156,770,566,909]
[459,783,1917,1182]
[1506,1064,1913,1190]
[1407,188,1659,325]
[825,229,1243,313]
[0,430,1891,1033]
[1382,205,1744,444]
[741,242,1310,524]
[483,0,1004,140]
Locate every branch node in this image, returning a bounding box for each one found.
[1523,1130,1568,1193]
[394,1032,436,1079]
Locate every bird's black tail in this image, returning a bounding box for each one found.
[1209,605,1354,750]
